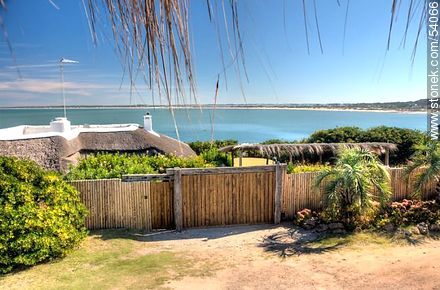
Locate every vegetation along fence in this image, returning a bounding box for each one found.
[70,166,436,231]
[281,167,437,219]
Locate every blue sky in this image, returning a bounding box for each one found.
[0,0,427,106]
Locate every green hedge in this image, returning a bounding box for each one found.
[260,139,293,145]
[287,164,330,174]
[305,126,424,165]
[188,140,237,167]
[187,139,237,154]
[65,153,213,180]
[0,157,87,274]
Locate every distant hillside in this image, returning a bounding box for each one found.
[293,99,426,112]
[203,99,427,111]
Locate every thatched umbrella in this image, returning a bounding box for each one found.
[219,142,398,166]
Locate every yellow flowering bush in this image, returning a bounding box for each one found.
[0,157,87,273]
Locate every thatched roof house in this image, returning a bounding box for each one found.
[0,115,195,171]
[219,142,398,165]
[77,130,194,156]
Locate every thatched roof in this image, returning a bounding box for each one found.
[0,129,195,171]
[46,129,195,158]
[77,129,195,156]
[219,142,397,158]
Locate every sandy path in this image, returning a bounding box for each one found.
[135,224,440,290]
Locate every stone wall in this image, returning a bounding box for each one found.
[0,138,62,171]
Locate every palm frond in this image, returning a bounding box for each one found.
[86,0,245,109]
[405,139,440,196]
[314,167,335,188]
[313,147,392,224]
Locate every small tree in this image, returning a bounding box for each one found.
[405,139,440,197]
[0,157,88,273]
[315,148,391,226]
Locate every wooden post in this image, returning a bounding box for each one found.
[173,167,183,231]
[231,152,235,167]
[274,163,284,224]
[239,150,243,167]
[385,149,390,166]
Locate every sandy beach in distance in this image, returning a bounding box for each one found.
[0,105,426,114]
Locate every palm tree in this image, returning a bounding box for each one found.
[315,147,391,225]
[405,139,440,197]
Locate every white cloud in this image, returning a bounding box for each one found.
[0,78,116,96]
[6,63,59,69]
[0,75,161,105]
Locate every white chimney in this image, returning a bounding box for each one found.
[50,117,71,133]
[143,113,153,131]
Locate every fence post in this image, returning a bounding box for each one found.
[173,167,183,232]
[274,163,284,224]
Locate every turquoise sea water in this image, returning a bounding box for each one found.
[0,108,426,143]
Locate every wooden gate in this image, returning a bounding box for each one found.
[72,165,285,232]
[180,171,276,228]
[166,165,284,230]
[124,165,284,231]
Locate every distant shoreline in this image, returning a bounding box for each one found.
[0,105,426,114]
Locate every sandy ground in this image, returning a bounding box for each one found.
[129,223,440,290]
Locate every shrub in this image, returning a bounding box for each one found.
[260,139,293,145]
[188,140,237,167]
[199,147,232,167]
[0,157,87,274]
[66,153,155,180]
[305,126,424,165]
[287,164,330,174]
[66,153,213,180]
[376,199,440,227]
[364,126,424,165]
[188,139,238,154]
[146,154,212,172]
[305,127,364,143]
[315,148,391,226]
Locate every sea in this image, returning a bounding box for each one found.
[0,108,426,143]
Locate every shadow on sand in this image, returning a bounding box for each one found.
[258,228,348,257]
[93,223,286,242]
[92,223,440,256]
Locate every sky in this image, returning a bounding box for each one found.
[0,0,427,106]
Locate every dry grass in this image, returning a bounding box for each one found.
[309,231,396,249]
[0,230,219,290]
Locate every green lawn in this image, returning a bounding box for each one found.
[0,230,215,290]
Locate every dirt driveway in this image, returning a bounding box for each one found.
[2,223,440,289]
[136,223,440,289]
